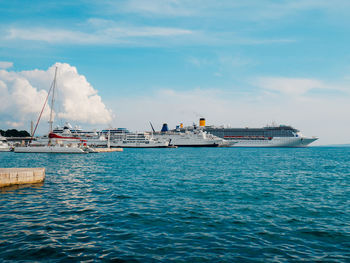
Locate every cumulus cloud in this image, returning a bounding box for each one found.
[0,63,112,131]
[0,70,50,124]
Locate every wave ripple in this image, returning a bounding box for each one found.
[0,147,349,262]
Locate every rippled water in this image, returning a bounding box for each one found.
[0,147,349,262]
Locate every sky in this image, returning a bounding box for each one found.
[0,0,350,145]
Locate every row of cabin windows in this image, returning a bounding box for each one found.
[208,130,294,137]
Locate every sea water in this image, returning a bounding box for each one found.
[0,147,349,262]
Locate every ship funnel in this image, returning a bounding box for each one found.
[161,123,169,132]
[199,118,206,127]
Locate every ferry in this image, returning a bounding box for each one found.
[179,118,318,147]
[152,123,231,147]
[108,130,170,148]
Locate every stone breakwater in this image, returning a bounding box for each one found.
[0,168,45,187]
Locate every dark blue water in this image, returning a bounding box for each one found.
[0,147,349,262]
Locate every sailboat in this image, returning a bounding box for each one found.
[14,67,90,153]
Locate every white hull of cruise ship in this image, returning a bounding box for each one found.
[226,137,318,147]
[110,137,169,148]
[153,131,229,147]
[110,142,169,148]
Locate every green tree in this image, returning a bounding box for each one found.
[2,129,30,137]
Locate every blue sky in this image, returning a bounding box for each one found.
[1,0,350,145]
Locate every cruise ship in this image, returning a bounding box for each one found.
[178,118,318,147]
[51,125,170,148]
[108,129,170,148]
[152,123,231,147]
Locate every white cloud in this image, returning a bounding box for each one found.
[255,77,348,99]
[0,70,50,122]
[2,18,292,47]
[115,0,350,21]
[5,24,193,45]
[6,28,100,44]
[0,61,13,69]
[256,77,324,96]
[187,57,210,67]
[105,26,192,37]
[121,0,194,16]
[2,0,348,48]
[0,63,112,131]
[5,121,23,128]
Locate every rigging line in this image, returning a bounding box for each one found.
[31,81,53,139]
[31,67,57,139]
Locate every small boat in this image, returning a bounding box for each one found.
[0,135,11,152]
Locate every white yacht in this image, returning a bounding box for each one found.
[41,124,108,148]
[53,123,108,146]
[14,67,93,154]
[14,132,93,153]
[0,136,11,152]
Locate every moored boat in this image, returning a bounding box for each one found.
[52,123,108,147]
[109,130,169,148]
[0,136,11,152]
[14,67,93,154]
[14,144,88,153]
[152,123,230,147]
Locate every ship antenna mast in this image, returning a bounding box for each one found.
[49,67,58,133]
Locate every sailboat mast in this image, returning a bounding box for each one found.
[107,129,111,149]
[49,67,58,133]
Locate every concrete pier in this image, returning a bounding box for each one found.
[0,168,45,188]
[92,148,123,153]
